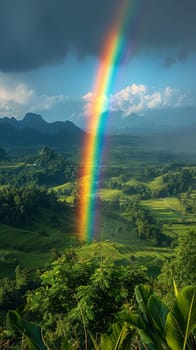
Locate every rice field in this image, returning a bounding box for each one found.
[141,197,185,221]
[97,188,122,200]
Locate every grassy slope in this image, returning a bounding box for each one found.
[0,208,79,278]
[78,240,171,279]
[50,182,74,192]
[148,175,166,192]
[97,188,122,200]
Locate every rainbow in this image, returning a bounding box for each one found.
[78,0,138,241]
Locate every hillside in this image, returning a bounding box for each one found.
[0,207,78,279]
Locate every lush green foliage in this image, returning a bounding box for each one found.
[0,185,62,227]
[0,146,78,187]
[7,310,47,350]
[5,284,196,350]
[159,229,196,294]
[119,284,196,350]
[99,197,170,245]
[0,267,37,313]
[162,169,193,196]
[24,243,147,347]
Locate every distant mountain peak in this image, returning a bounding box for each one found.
[24,112,43,119]
[23,113,46,123]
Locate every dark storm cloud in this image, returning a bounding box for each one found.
[0,0,195,72]
[137,0,196,65]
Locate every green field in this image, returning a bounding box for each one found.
[141,197,184,219]
[125,178,143,186]
[149,175,166,191]
[51,183,75,203]
[97,188,122,200]
[0,208,79,277]
[50,182,74,192]
[0,162,25,169]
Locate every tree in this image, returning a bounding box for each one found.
[25,243,147,348]
[159,230,196,294]
[0,185,63,227]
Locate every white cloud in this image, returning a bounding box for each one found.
[0,83,33,105]
[146,92,162,109]
[0,74,35,117]
[92,84,195,116]
[79,84,196,130]
[0,74,69,118]
[0,74,195,126]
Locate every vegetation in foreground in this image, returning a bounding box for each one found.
[5,284,196,350]
[0,145,196,348]
[1,231,196,349]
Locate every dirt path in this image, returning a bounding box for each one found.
[163,198,176,211]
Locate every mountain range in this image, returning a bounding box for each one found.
[103,107,196,134]
[0,109,196,154]
[0,113,85,147]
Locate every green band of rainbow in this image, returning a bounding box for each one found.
[78,0,138,241]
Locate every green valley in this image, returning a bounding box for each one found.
[0,141,196,349]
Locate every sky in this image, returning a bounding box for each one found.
[0,0,196,127]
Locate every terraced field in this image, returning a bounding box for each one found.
[141,197,184,220]
[141,197,196,236]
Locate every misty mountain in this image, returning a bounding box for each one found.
[0,113,83,134]
[0,147,8,160]
[0,113,85,147]
[104,107,196,154]
[106,107,196,134]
